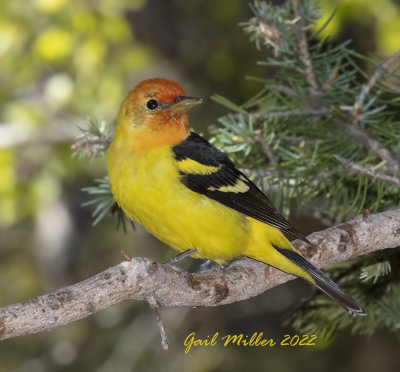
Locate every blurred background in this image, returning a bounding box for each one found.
[1,0,400,371]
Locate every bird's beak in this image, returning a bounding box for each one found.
[169,96,202,115]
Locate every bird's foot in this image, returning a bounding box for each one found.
[163,262,186,273]
[196,259,221,273]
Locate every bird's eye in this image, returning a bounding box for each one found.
[146,99,159,110]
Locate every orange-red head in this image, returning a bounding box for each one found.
[115,78,202,150]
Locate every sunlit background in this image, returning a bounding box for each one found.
[1,0,400,371]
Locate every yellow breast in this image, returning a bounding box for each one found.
[107,140,249,261]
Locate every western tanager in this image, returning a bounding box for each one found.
[107,78,366,315]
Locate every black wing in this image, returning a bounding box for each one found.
[172,132,310,244]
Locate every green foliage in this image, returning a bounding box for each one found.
[212,0,400,220]
[72,117,112,160]
[82,176,133,232]
[81,177,115,226]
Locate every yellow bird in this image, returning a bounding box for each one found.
[107,78,366,315]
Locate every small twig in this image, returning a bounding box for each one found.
[364,49,400,97]
[333,154,400,187]
[381,80,400,94]
[147,296,169,351]
[341,124,399,175]
[254,129,277,165]
[238,107,329,121]
[268,84,299,98]
[291,0,320,103]
[121,250,132,261]
[363,208,371,220]
[286,138,325,146]
[240,163,338,182]
[257,107,329,119]
[71,137,112,153]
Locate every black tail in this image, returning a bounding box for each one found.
[276,247,366,316]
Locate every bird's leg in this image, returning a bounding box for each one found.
[163,248,197,272]
[165,248,197,265]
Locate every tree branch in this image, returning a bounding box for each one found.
[334,154,400,187]
[291,0,320,103]
[1,209,399,341]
